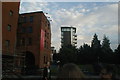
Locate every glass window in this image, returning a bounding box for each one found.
[67,28,70,31]
[18,24,22,27]
[21,27,26,33]
[48,22,50,28]
[62,29,64,31]
[9,10,13,16]
[7,24,11,31]
[47,33,49,39]
[44,40,47,48]
[30,16,33,22]
[27,38,32,45]
[17,39,20,46]
[45,31,46,37]
[66,28,68,31]
[64,28,67,31]
[61,36,63,38]
[61,32,63,35]
[5,40,10,47]
[21,38,25,46]
[23,17,27,23]
[27,27,33,33]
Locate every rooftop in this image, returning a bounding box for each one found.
[19,11,43,15]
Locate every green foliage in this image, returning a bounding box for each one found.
[115,44,120,54]
[56,34,119,65]
[114,44,120,64]
[77,44,93,64]
[101,35,113,63]
[91,33,101,49]
[91,33,101,63]
[101,35,113,53]
[59,45,78,65]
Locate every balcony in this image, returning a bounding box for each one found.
[74,34,77,37]
[73,36,77,40]
[74,38,77,40]
[61,40,64,43]
[72,40,77,44]
[74,42,77,44]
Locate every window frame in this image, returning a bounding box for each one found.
[7,24,11,31]
[30,16,33,22]
[27,26,33,33]
[9,10,13,16]
[5,40,10,48]
[27,37,32,45]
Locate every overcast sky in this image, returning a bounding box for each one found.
[19,1,119,51]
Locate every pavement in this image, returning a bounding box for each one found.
[2,75,120,79]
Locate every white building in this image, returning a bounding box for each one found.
[61,26,77,47]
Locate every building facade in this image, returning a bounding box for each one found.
[61,26,77,47]
[16,11,51,69]
[2,2,20,56]
[2,2,20,74]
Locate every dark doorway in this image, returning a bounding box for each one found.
[24,51,36,75]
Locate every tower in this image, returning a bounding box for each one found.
[61,26,77,47]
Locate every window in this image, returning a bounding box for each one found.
[23,17,27,23]
[18,17,21,23]
[62,28,68,31]
[5,40,10,47]
[67,28,70,31]
[27,38,32,45]
[9,10,13,16]
[44,40,46,48]
[61,32,63,35]
[21,27,26,33]
[17,39,20,46]
[27,27,33,33]
[45,30,47,37]
[18,24,22,27]
[30,16,33,22]
[7,24,11,31]
[21,38,25,46]
[48,23,50,29]
[62,28,65,31]
[61,36,63,38]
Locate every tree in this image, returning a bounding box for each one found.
[77,44,93,64]
[91,33,101,63]
[114,44,120,64]
[115,44,120,54]
[91,33,101,49]
[59,45,78,65]
[101,35,113,53]
[101,35,113,63]
[53,52,60,64]
[91,34,102,74]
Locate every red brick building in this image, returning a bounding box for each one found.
[2,2,20,73]
[2,2,20,57]
[16,11,51,69]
